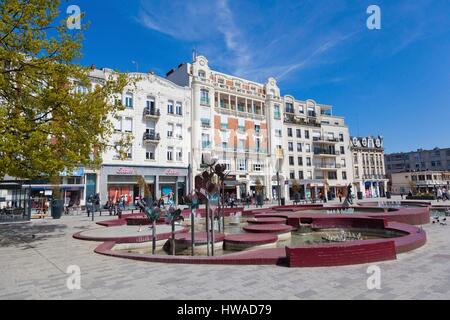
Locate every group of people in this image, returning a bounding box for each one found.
[437,187,450,201]
[224,192,237,208]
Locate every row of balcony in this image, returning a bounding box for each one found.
[312,136,342,143]
[313,149,341,156]
[284,115,321,127]
[143,108,161,119]
[214,107,265,121]
[286,109,317,117]
[143,132,160,143]
[314,163,343,170]
[196,77,267,99]
[355,174,388,180]
[201,143,267,154]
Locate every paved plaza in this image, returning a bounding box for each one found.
[1,198,449,300]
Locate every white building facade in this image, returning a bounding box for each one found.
[167,55,355,202]
[350,136,388,198]
[70,55,381,205]
[89,69,192,205]
[279,97,354,201]
[167,56,274,200]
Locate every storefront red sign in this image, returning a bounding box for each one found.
[116,168,134,175]
[163,169,179,176]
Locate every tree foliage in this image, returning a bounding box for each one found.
[0,0,130,179]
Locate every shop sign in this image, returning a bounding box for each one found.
[116,168,134,175]
[163,169,179,176]
[60,166,85,177]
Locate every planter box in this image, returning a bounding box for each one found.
[51,199,64,219]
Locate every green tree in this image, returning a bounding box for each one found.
[0,0,130,180]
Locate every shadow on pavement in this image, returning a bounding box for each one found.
[0,222,67,248]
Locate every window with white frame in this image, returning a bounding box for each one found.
[253,163,263,172]
[256,138,261,152]
[219,160,231,171]
[123,117,133,133]
[202,133,210,149]
[274,104,281,119]
[146,96,155,109]
[175,124,182,139]
[114,117,122,132]
[200,89,209,106]
[167,147,173,161]
[167,100,174,114]
[176,148,182,161]
[167,123,174,137]
[114,143,132,159]
[125,146,132,159]
[297,143,302,152]
[275,129,282,137]
[306,170,312,179]
[238,139,245,151]
[305,144,311,152]
[146,145,155,160]
[176,102,182,115]
[237,158,247,171]
[124,92,133,108]
[76,85,88,95]
[288,142,293,152]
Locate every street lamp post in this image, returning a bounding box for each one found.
[276,158,282,206]
[276,170,281,206]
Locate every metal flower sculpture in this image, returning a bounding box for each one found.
[192,162,228,256]
[143,205,161,254]
[165,206,183,255]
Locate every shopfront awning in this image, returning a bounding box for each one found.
[30,184,84,190]
[224,180,239,187]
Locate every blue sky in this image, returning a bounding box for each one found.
[64,0,450,153]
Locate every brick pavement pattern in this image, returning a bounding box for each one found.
[1,197,449,300]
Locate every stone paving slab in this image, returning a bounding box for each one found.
[0,213,450,299]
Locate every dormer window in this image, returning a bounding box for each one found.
[198,70,206,78]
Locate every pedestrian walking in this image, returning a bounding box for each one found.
[443,187,449,201]
[437,187,443,202]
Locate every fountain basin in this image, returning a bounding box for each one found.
[246,217,287,224]
[243,224,293,241]
[224,233,278,251]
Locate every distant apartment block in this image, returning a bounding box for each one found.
[385,147,450,174]
[390,170,450,195]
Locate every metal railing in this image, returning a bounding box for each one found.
[313,149,341,156]
[143,132,160,141]
[143,108,160,117]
